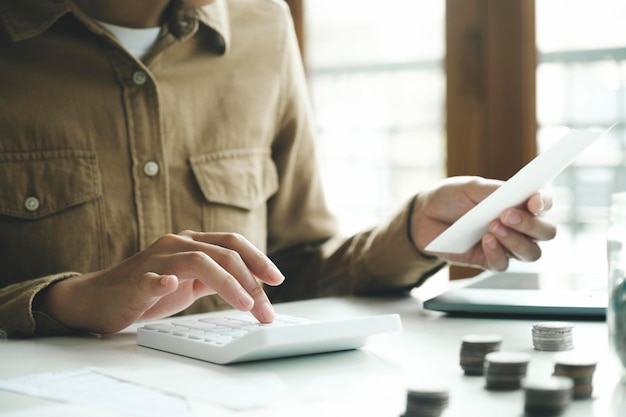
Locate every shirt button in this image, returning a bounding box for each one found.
[143,161,160,177]
[132,71,147,85]
[24,196,40,212]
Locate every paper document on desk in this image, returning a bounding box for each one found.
[0,403,119,417]
[0,367,192,417]
[102,364,288,410]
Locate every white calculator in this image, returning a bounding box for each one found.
[137,312,402,365]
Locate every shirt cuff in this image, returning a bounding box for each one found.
[352,196,447,293]
[0,272,83,338]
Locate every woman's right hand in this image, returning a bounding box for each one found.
[34,231,285,334]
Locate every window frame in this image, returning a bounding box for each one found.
[446,0,537,278]
[289,0,538,279]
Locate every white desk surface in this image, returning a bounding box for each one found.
[1,280,624,417]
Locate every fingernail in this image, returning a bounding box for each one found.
[485,235,497,250]
[493,223,508,238]
[503,210,521,225]
[259,302,275,323]
[238,292,254,310]
[269,265,285,284]
[537,198,545,213]
[160,275,177,286]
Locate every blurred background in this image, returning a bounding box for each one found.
[285,0,626,279]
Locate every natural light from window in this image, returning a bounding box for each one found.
[304,1,626,276]
[305,0,446,236]
[536,0,626,273]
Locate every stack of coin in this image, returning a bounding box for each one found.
[532,322,575,351]
[484,351,531,390]
[459,334,503,375]
[402,382,449,417]
[552,351,598,399]
[523,376,574,416]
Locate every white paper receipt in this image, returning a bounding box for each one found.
[425,126,613,254]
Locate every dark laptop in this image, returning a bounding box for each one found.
[422,270,607,319]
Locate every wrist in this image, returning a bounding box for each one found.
[32,274,90,331]
[408,193,438,260]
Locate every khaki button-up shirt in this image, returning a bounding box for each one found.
[0,0,444,337]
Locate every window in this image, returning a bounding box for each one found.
[304,1,446,235]
[536,0,626,271]
[302,1,622,276]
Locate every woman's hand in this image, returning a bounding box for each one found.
[34,231,285,334]
[411,176,557,271]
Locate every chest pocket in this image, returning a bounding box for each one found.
[189,147,279,250]
[0,149,104,284]
[0,149,101,219]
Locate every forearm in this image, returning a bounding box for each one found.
[268,198,447,303]
[0,273,82,338]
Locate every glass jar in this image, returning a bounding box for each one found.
[607,192,626,382]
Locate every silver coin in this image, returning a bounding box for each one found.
[524,376,574,414]
[533,322,574,330]
[553,351,598,367]
[461,334,504,344]
[485,351,531,364]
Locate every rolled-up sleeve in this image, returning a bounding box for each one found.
[0,273,83,338]
[264,4,445,303]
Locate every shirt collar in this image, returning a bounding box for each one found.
[0,0,231,53]
[0,0,72,42]
[166,0,230,53]
[198,1,230,52]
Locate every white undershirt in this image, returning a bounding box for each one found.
[98,21,161,60]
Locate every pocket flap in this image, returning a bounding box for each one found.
[0,150,101,219]
[190,148,279,210]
